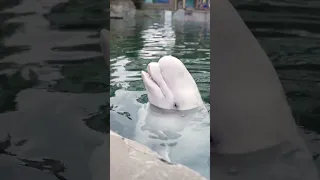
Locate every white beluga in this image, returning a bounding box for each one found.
[211,0,319,179]
[134,55,210,179]
[141,55,203,110]
[91,30,207,180]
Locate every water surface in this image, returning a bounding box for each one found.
[0,0,319,180]
[109,11,210,177]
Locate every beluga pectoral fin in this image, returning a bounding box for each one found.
[158,143,172,163]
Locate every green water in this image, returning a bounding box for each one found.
[109,16,210,129]
[109,14,210,177]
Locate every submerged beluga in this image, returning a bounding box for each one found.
[210,0,320,180]
[89,29,208,180]
[134,55,210,179]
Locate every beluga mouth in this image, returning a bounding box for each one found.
[141,55,203,111]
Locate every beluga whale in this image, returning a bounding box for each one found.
[134,55,210,179]
[211,0,320,180]
[92,29,207,180]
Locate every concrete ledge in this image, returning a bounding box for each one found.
[110,130,207,180]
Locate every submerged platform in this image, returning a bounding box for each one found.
[173,9,210,22]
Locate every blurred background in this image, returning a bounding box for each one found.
[0,0,319,179]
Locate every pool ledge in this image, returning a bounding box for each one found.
[110,130,207,180]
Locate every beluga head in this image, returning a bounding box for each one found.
[141,55,203,111]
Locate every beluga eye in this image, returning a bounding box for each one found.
[173,103,179,109]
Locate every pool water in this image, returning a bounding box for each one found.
[109,11,211,177]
